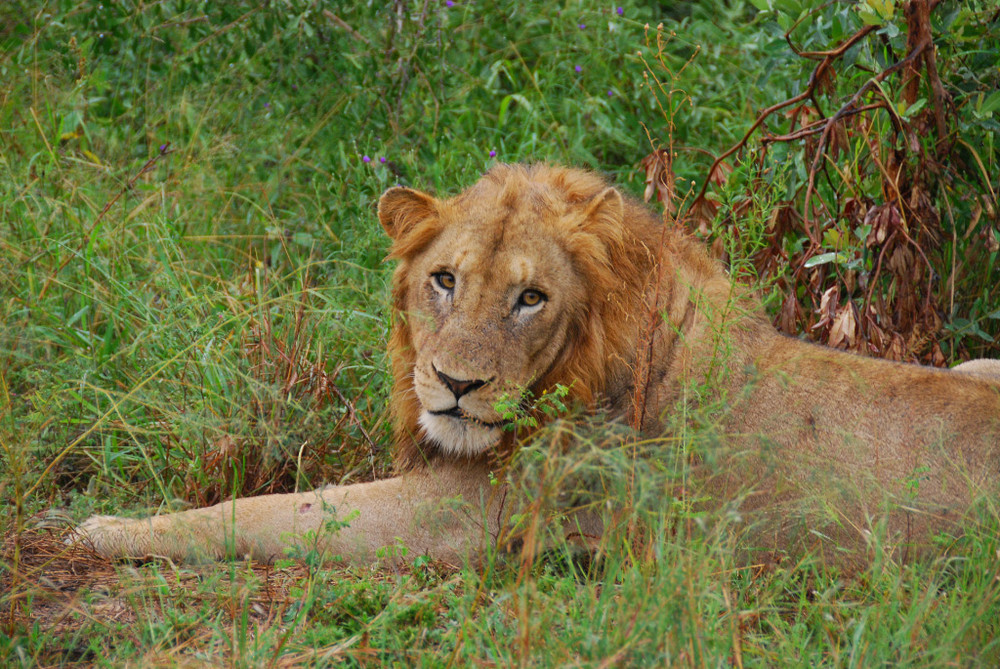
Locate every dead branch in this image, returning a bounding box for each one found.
[762,104,884,144]
[694,24,877,205]
[801,37,931,241]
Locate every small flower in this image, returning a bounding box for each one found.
[380,156,386,164]
[578,23,586,29]
[617,6,624,16]
[363,155,371,163]
[446,0,454,6]
[574,65,582,73]
[489,149,497,158]
[607,89,614,97]
[159,143,167,152]
[263,102,270,109]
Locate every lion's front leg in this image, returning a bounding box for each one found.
[75,459,502,564]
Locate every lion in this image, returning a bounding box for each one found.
[954,358,1000,381]
[77,164,1000,570]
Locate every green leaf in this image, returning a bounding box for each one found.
[804,252,848,268]
[498,93,531,126]
[868,0,895,20]
[856,3,883,25]
[980,91,1000,115]
[899,97,926,119]
[498,94,514,126]
[773,0,801,14]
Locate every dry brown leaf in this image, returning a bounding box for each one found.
[709,236,727,261]
[816,64,837,97]
[865,203,904,247]
[708,160,732,188]
[778,293,804,335]
[827,118,849,160]
[828,303,858,350]
[690,195,720,235]
[887,333,906,361]
[812,285,839,331]
[843,268,857,293]
[768,203,799,237]
[784,104,820,128]
[888,245,914,277]
[931,342,946,367]
[641,149,676,215]
[842,197,866,227]
[865,317,886,354]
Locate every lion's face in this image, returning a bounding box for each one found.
[399,209,586,456]
[378,165,629,458]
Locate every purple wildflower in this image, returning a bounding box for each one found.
[617,6,624,16]
[380,156,387,164]
[264,102,270,109]
[575,65,582,73]
[446,0,454,6]
[578,23,586,29]
[489,149,497,158]
[607,89,614,97]
[363,155,371,163]
[159,144,167,152]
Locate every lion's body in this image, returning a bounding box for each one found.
[955,358,1000,381]
[80,165,1000,568]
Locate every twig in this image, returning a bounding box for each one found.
[322,9,370,45]
[761,104,883,144]
[782,0,843,59]
[326,380,380,461]
[93,144,171,226]
[37,143,173,300]
[801,39,930,240]
[694,24,877,205]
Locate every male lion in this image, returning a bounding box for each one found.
[78,164,1000,569]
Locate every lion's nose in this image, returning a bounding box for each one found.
[435,367,490,400]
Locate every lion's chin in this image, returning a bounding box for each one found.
[418,411,501,457]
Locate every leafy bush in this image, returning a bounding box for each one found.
[659,0,1000,362]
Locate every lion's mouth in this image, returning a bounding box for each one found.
[429,406,507,429]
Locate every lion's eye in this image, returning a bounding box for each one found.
[433,272,456,291]
[518,289,546,308]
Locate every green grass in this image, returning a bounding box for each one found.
[2,0,999,665]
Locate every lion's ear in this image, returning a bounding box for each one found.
[377,187,438,240]
[583,187,624,228]
[580,188,625,248]
[565,187,629,279]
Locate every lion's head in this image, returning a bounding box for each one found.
[377,164,665,468]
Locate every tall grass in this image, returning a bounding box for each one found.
[1,0,998,665]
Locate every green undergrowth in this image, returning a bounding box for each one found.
[1,0,998,665]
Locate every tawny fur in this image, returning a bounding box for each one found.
[77,165,1000,569]
[954,358,1000,381]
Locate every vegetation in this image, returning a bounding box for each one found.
[1,0,998,665]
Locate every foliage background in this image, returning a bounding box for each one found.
[1,0,998,665]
